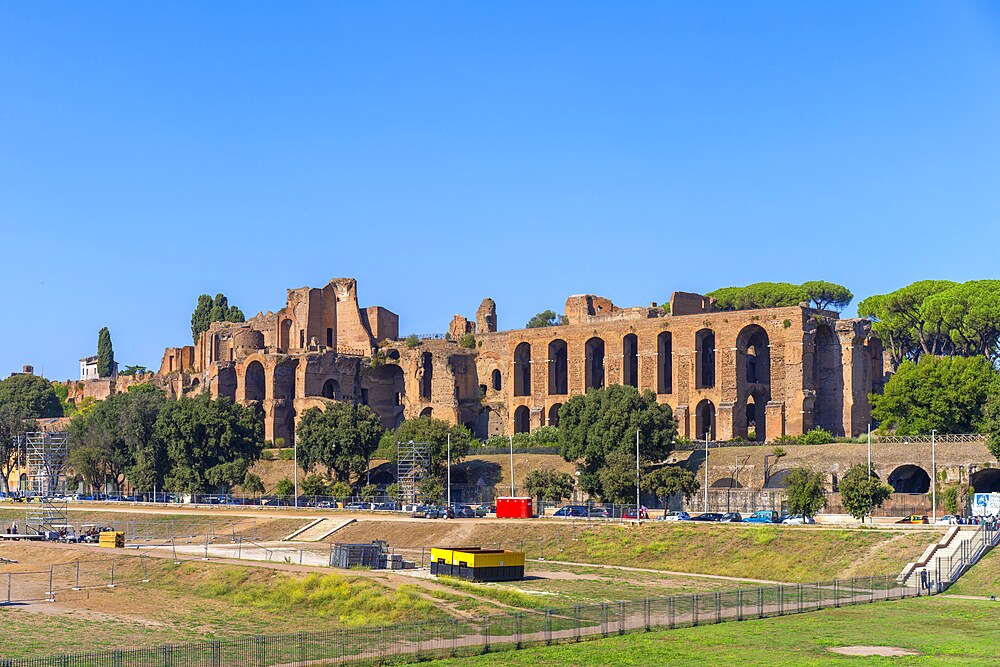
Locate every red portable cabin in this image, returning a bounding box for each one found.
[496,497,533,519]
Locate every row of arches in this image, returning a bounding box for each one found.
[512,403,563,434]
[510,325,773,399]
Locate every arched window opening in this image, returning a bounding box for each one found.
[971,468,1000,493]
[322,379,340,400]
[548,403,562,428]
[514,406,530,434]
[622,334,638,388]
[420,407,433,418]
[695,329,715,389]
[548,339,568,395]
[514,343,532,397]
[813,325,843,434]
[326,328,333,348]
[491,369,502,392]
[420,352,433,399]
[695,399,716,441]
[657,332,672,394]
[279,319,292,353]
[585,338,605,390]
[245,361,265,402]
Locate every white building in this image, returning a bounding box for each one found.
[80,355,116,380]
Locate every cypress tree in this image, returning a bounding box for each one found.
[97,327,115,377]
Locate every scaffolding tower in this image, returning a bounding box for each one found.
[396,440,430,504]
[25,431,69,534]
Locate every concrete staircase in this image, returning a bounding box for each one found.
[284,517,355,542]
[899,526,986,590]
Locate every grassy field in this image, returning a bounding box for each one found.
[945,546,1000,598]
[0,558,447,657]
[332,520,937,582]
[419,596,1000,666]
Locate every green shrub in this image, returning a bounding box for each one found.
[405,334,421,348]
[279,449,295,460]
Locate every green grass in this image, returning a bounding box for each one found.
[433,576,552,609]
[419,596,1000,665]
[943,546,1000,598]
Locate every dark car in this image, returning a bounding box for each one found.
[451,504,475,518]
[720,512,743,523]
[691,513,724,522]
[553,505,587,517]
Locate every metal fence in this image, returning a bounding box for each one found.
[0,575,919,667]
[1,555,151,605]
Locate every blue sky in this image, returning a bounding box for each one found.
[2,2,1000,380]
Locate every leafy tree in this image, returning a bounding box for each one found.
[839,463,894,520]
[797,428,835,445]
[526,310,566,328]
[783,468,827,516]
[295,403,385,482]
[275,477,294,497]
[597,448,645,503]
[418,477,444,503]
[385,482,401,499]
[0,373,63,418]
[801,281,854,312]
[119,365,149,376]
[642,466,700,516]
[871,355,999,435]
[921,280,1000,361]
[0,405,36,494]
[97,327,115,378]
[377,417,475,479]
[52,382,76,417]
[155,394,263,493]
[558,385,677,499]
[524,468,575,502]
[243,473,265,495]
[360,483,379,501]
[300,474,329,496]
[329,480,352,499]
[190,293,246,342]
[942,484,960,515]
[982,389,1000,462]
[858,280,958,367]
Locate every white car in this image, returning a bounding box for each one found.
[934,515,958,525]
[657,511,691,522]
[781,514,815,525]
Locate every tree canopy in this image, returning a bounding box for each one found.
[871,355,999,435]
[97,327,115,377]
[295,402,385,482]
[154,394,263,493]
[190,293,246,342]
[706,281,853,313]
[642,466,699,516]
[858,279,1000,369]
[980,391,1000,463]
[783,468,827,517]
[524,468,575,502]
[377,417,475,479]
[558,385,677,499]
[0,405,36,493]
[0,373,63,418]
[526,309,566,328]
[838,463,894,520]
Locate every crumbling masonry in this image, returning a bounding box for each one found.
[149,278,884,445]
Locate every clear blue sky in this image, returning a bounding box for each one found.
[3,2,1000,380]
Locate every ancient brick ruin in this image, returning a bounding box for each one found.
[145,277,885,445]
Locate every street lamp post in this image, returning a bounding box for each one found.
[931,429,936,523]
[704,432,709,513]
[635,430,641,519]
[293,437,298,508]
[447,434,451,509]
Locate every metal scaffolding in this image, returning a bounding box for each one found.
[396,440,430,504]
[24,431,69,534]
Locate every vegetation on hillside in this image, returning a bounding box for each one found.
[190,293,246,343]
[706,281,853,312]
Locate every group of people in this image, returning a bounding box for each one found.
[5,522,17,535]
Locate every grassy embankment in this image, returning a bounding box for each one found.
[331,520,938,582]
[0,560,447,657]
[421,596,999,666]
[945,545,1000,598]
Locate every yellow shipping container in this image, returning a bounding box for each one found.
[98,531,125,548]
[430,547,524,568]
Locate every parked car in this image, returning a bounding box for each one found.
[657,511,691,521]
[586,507,611,519]
[553,505,587,517]
[691,512,724,522]
[451,504,476,518]
[423,506,447,519]
[781,514,816,525]
[744,510,781,524]
[934,514,958,525]
[474,505,491,517]
[410,504,430,518]
[897,515,929,524]
[720,512,743,523]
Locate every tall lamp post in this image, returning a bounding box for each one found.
[704,432,709,513]
[293,437,298,508]
[635,430,641,518]
[931,429,936,524]
[447,434,452,508]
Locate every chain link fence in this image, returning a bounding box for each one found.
[1,575,919,667]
